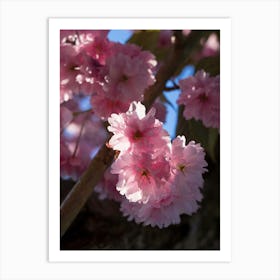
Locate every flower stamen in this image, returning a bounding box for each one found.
[133,130,143,140]
[177,164,186,173]
[198,93,208,102]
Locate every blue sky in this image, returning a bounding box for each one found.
[108,30,194,139]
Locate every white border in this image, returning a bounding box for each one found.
[49,18,231,262]
[1,0,279,279]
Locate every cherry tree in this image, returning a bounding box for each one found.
[60,30,220,250]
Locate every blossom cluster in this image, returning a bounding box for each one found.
[60,96,108,181]
[106,102,207,228]
[60,30,157,119]
[177,70,220,129]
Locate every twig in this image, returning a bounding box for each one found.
[164,85,180,92]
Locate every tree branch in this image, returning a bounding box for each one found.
[60,143,114,236]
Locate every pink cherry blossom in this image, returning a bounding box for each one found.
[60,33,157,119]
[60,45,100,101]
[105,51,153,102]
[111,152,170,203]
[177,70,220,129]
[121,175,203,228]
[60,97,108,181]
[120,177,178,228]
[60,45,83,100]
[77,30,109,43]
[107,102,169,154]
[60,30,80,46]
[90,92,131,120]
[82,36,112,65]
[60,138,94,181]
[201,33,220,58]
[90,43,157,119]
[170,136,207,191]
[95,168,122,202]
[60,31,111,103]
[60,30,109,48]
[119,136,207,228]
